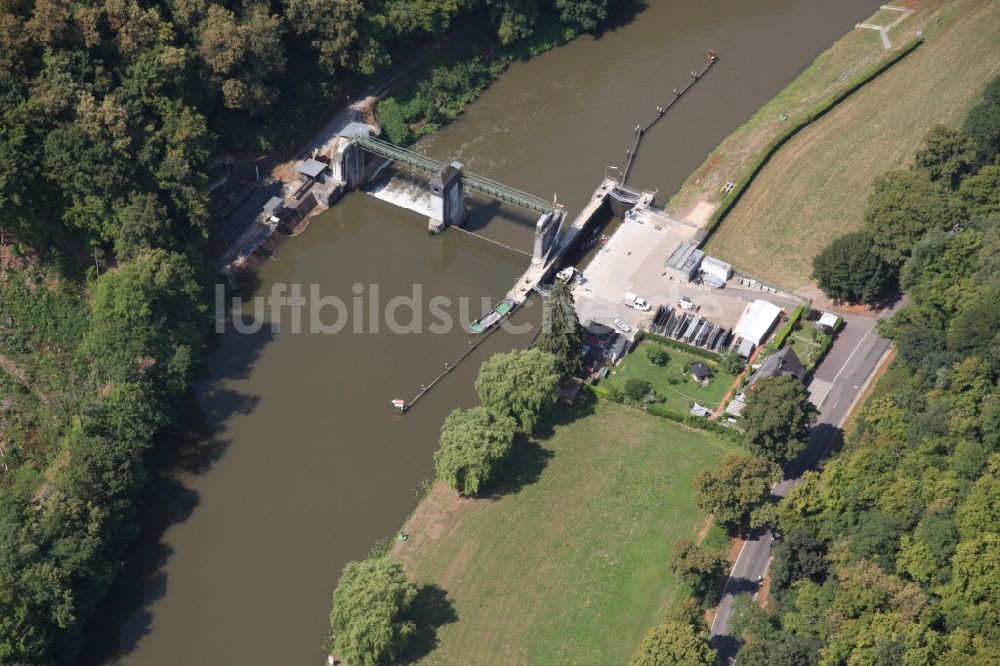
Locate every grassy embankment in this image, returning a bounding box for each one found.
[601,341,737,413]
[393,395,737,664]
[666,1,921,224]
[701,0,1000,289]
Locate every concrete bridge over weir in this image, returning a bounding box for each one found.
[326,132,660,307]
[312,49,716,309]
[336,130,652,305]
[328,130,567,268]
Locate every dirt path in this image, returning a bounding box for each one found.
[0,353,50,405]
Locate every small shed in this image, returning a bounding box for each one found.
[690,403,712,418]
[725,394,747,417]
[690,362,711,381]
[818,312,841,330]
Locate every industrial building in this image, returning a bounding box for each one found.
[732,299,782,355]
[700,256,732,288]
[663,241,704,282]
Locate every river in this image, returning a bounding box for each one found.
[83,1,879,663]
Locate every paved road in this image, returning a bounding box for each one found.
[710,303,901,661]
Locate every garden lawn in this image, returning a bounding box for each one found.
[781,323,832,372]
[393,396,739,665]
[603,341,736,413]
[705,0,1000,289]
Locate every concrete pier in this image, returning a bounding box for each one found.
[505,178,620,304]
[532,210,563,266]
[330,137,365,189]
[428,161,467,234]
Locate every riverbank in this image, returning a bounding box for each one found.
[702,0,1000,289]
[664,1,929,228]
[223,12,583,272]
[390,396,737,664]
[73,1,898,663]
[377,14,580,146]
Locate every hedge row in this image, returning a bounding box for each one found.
[645,404,743,442]
[702,38,923,241]
[768,305,805,351]
[584,383,742,441]
[808,333,836,372]
[634,330,721,361]
[587,383,610,398]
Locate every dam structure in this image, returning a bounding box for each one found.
[348,132,568,268]
[337,133,657,307]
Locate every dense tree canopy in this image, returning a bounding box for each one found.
[962,74,1000,165]
[741,376,817,464]
[434,406,517,495]
[475,348,560,434]
[811,230,896,305]
[694,454,781,530]
[0,1,629,658]
[669,539,726,601]
[535,280,583,376]
[729,86,1000,664]
[328,557,417,666]
[958,163,1000,218]
[914,125,979,189]
[630,621,717,666]
[865,170,962,266]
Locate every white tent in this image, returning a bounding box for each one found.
[733,299,782,346]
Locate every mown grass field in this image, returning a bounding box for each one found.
[393,396,738,665]
[666,2,901,221]
[705,0,1000,289]
[602,341,736,413]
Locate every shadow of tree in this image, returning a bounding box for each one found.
[712,632,742,664]
[78,323,275,664]
[401,584,459,662]
[484,437,555,500]
[594,0,651,37]
[482,389,599,499]
[533,387,599,440]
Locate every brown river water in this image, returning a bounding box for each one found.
[83,1,879,663]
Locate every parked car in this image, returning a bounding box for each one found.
[624,291,652,311]
[612,317,632,333]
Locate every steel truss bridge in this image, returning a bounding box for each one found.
[355,135,555,215]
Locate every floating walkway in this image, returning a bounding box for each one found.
[621,50,717,184]
[393,305,515,413]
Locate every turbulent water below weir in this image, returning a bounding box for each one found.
[84,1,881,664]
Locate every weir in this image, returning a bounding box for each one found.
[278,54,714,414]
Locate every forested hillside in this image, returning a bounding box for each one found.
[0,1,617,662]
[731,77,1000,665]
